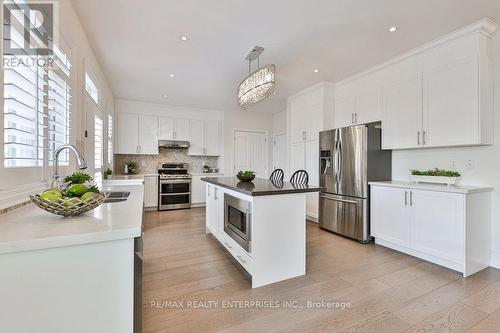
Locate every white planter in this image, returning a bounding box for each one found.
[410,175,459,186]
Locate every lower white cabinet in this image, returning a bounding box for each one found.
[143,176,158,208]
[192,174,223,205]
[290,140,319,219]
[370,183,491,276]
[205,184,223,237]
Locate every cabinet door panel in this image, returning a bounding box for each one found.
[423,56,479,147]
[382,75,423,149]
[356,88,382,124]
[139,115,159,154]
[370,186,410,246]
[116,113,139,154]
[175,118,191,141]
[188,120,205,155]
[143,176,158,208]
[158,117,174,140]
[305,140,319,218]
[290,142,305,174]
[290,105,308,143]
[191,176,205,204]
[410,190,464,263]
[335,96,355,128]
[205,120,220,156]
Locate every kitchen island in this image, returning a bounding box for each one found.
[201,177,322,288]
[0,183,144,333]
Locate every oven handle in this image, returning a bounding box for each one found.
[160,192,191,196]
[160,179,191,184]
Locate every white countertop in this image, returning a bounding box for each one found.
[106,174,158,180]
[369,181,493,194]
[0,184,144,255]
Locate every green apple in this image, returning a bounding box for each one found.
[81,192,99,202]
[67,184,88,197]
[62,197,82,208]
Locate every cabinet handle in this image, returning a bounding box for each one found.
[404,191,408,206]
[224,242,232,249]
[354,113,358,124]
[417,131,421,146]
[410,191,413,206]
[352,113,354,124]
[422,131,426,145]
[214,188,218,200]
[236,255,246,264]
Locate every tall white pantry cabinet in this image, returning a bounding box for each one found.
[288,82,334,220]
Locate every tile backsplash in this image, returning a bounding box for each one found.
[114,147,219,174]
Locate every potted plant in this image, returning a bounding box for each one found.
[236,170,255,182]
[104,168,113,179]
[127,161,138,174]
[410,168,461,186]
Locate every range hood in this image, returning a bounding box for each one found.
[158,140,190,149]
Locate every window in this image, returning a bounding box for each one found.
[85,72,99,104]
[3,4,71,169]
[94,115,103,183]
[107,114,113,165]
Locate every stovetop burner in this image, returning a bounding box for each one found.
[158,162,190,179]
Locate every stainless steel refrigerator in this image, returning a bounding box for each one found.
[319,122,391,243]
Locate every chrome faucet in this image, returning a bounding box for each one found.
[52,145,88,188]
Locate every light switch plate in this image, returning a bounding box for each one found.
[465,160,475,170]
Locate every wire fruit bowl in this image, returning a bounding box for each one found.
[30,192,110,217]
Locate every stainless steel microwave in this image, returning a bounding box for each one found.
[224,193,252,252]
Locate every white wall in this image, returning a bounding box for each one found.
[223,110,274,176]
[272,110,286,134]
[391,32,500,267]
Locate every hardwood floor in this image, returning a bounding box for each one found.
[143,207,500,333]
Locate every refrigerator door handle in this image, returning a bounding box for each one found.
[322,158,331,175]
[320,193,358,204]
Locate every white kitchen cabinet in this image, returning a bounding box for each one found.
[116,113,139,154]
[191,174,223,205]
[290,142,305,171]
[370,182,492,277]
[382,75,423,149]
[305,140,319,219]
[188,119,221,156]
[334,96,355,128]
[116,113,158,154]
[139,115,159,154]
[205,184,222,237]
[143,175,158,208]
[356,88,382,125]
[159,117,190,141]
[423,56,480,147]
[204,120,220,156]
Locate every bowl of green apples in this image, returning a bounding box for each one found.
[236,170,256,182]
[30,172,109,217]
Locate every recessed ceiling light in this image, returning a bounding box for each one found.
[388,26,398,32]
[272,91,277,95]
[179,35,189,41]
[313,69,319,73]
[169,73,175,78]
[163,94,168,98]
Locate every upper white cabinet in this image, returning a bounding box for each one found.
[188,119,221,156]
[334,86,382,128]
[116,113,158,155]
[333,20,497,150]
[159,117,190,141]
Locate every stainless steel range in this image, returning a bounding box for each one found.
[158,163,191,210]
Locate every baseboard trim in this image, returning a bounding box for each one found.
[491,250,500,269]
[306,215,318,223]
[190,203,206,208]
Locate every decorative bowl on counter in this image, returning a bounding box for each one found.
[236,170,256,182]
[30,191,110,217]
[410,168,460,186]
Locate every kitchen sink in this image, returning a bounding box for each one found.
[104,191,130,203]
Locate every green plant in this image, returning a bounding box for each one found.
[63,172,92,184]
[127,161,138,169]
[411,168,461,177]
[104,168,113,176]
[237,170,255,177]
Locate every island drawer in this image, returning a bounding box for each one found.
[221,233,253,274]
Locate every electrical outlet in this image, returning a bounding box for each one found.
[450,161,456,169]
[465,160,475,170]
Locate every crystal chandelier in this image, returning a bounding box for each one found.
[237,46,275,109]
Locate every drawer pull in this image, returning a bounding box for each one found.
[224,242,232,249]
[236,255,246,264]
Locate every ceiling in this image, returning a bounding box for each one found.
[71,0,500,113]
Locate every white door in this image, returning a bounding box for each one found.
[272,133,287,175]
[335,96,355,128]
[423,56,479,147]
[159,117,174,140]
[188,119,205,155]
[139,115,159,154]
[233,130,268,177]
[289,142,305,175]
[116,113,139,154]
[410,190,464,263]
[204,120,220,156]
[174,118,190,141]
[370,186,410,247]
[143,176,158,208]
[382,75,423,149]
[356,88,382,125]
